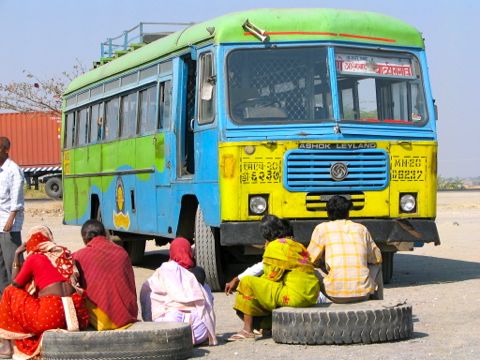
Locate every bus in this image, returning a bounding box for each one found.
[62,8,440,290]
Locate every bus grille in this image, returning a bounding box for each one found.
[306,192,365,212]
[285,149,388,192]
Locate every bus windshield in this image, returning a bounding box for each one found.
[336,48,428,125]
[227,46,428,127]
[227,47,333,124]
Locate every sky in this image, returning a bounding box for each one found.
[0,0,478,178]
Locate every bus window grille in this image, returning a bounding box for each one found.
[250,58,308,120]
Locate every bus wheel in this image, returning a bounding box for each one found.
[195,207,224,291]
[381,251,394,284]
[45,177,63,199]
[122,239,146,266]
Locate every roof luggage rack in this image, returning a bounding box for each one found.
[95,22,194,68]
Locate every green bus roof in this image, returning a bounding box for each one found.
[65,8,424,95]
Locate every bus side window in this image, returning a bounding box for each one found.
[159,80,172,129]
[64,112,75,149]
[198,52,215,124]
[139,84,158,134]
[120,92,138,138]
[105,98,120,141]
[90,102,104,143]
[77,107,89,146]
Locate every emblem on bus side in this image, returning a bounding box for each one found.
[113,176,131,230]
[330,162,348,181]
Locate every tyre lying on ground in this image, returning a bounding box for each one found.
[41,322,192,360]
[272,299,413,345]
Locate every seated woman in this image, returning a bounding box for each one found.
[0,225,89,359]
[140,237,217,346]
[228,215,320,341]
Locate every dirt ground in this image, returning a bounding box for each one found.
[23,191,480,360]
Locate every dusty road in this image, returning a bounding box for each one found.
[23,191,480,360]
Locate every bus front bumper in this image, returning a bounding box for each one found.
[220,218,440,248]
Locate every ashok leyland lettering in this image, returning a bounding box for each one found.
[62,9,439,290]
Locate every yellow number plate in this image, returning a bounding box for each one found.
[239,157,282,184]
[391,155,427,181]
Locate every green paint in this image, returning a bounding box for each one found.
[63,134,165,221]
[65,8,423,95]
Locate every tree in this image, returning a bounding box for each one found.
[437,175,465,190]
[0,62,85,116]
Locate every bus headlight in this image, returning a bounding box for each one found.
[399,193,416,213]
[249,195,268,215]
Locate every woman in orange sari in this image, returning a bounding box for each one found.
[0,225,89,359]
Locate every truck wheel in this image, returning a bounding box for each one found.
[273,300,413,345]
[382,251,394,284]
[41,322,192,360]
[123,239,146,265]
[45,177,62,199]
[195,207,223,291]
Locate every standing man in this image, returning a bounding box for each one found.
[308,195,383,303]
[73,219,138,330]
[0,137,24,294]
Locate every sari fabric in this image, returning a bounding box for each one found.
[0,286,87,358]
[143,261,217,345]
[234,238,320,317]
[0,226,88,359]
[73,236,138,330]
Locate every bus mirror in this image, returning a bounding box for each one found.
[434,103,438,121]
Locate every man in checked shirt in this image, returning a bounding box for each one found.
[308,195,383,303]
[0,137,24,295]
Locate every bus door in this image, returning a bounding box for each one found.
[178,53,197,178]
[193,48,219,216]
[134,77,173,234]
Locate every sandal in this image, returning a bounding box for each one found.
[227,330,255,341]
[255,329,272,337]
[0,340,12,359]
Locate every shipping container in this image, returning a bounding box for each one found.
[0,112,63,198]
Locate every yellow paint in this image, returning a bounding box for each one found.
[116,184,125,212]
[63,151,71,175]
[219,140,437,221]
[113,177,130,229]
[113,211,130,230]
[221,154,236,179]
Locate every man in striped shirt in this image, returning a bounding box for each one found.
[308,196,382,303]
[0,137,24,294]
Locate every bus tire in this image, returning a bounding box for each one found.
[41,322,192,360]
[272,300,413,345]
[381,251,394,284]
[123,239,146,265]
[195,207,223,291]
[45,177,63,199]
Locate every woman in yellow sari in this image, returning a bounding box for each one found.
[229,215,319,341]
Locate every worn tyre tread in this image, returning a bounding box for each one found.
[41,322,192,360]
[195,208,222,291]
[272,301,413,345]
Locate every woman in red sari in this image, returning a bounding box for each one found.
[0,225,89,359]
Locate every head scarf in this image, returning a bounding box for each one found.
[169,237,195,269]
[24,225,82,295]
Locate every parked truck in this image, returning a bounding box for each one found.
[0,112,62,198]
